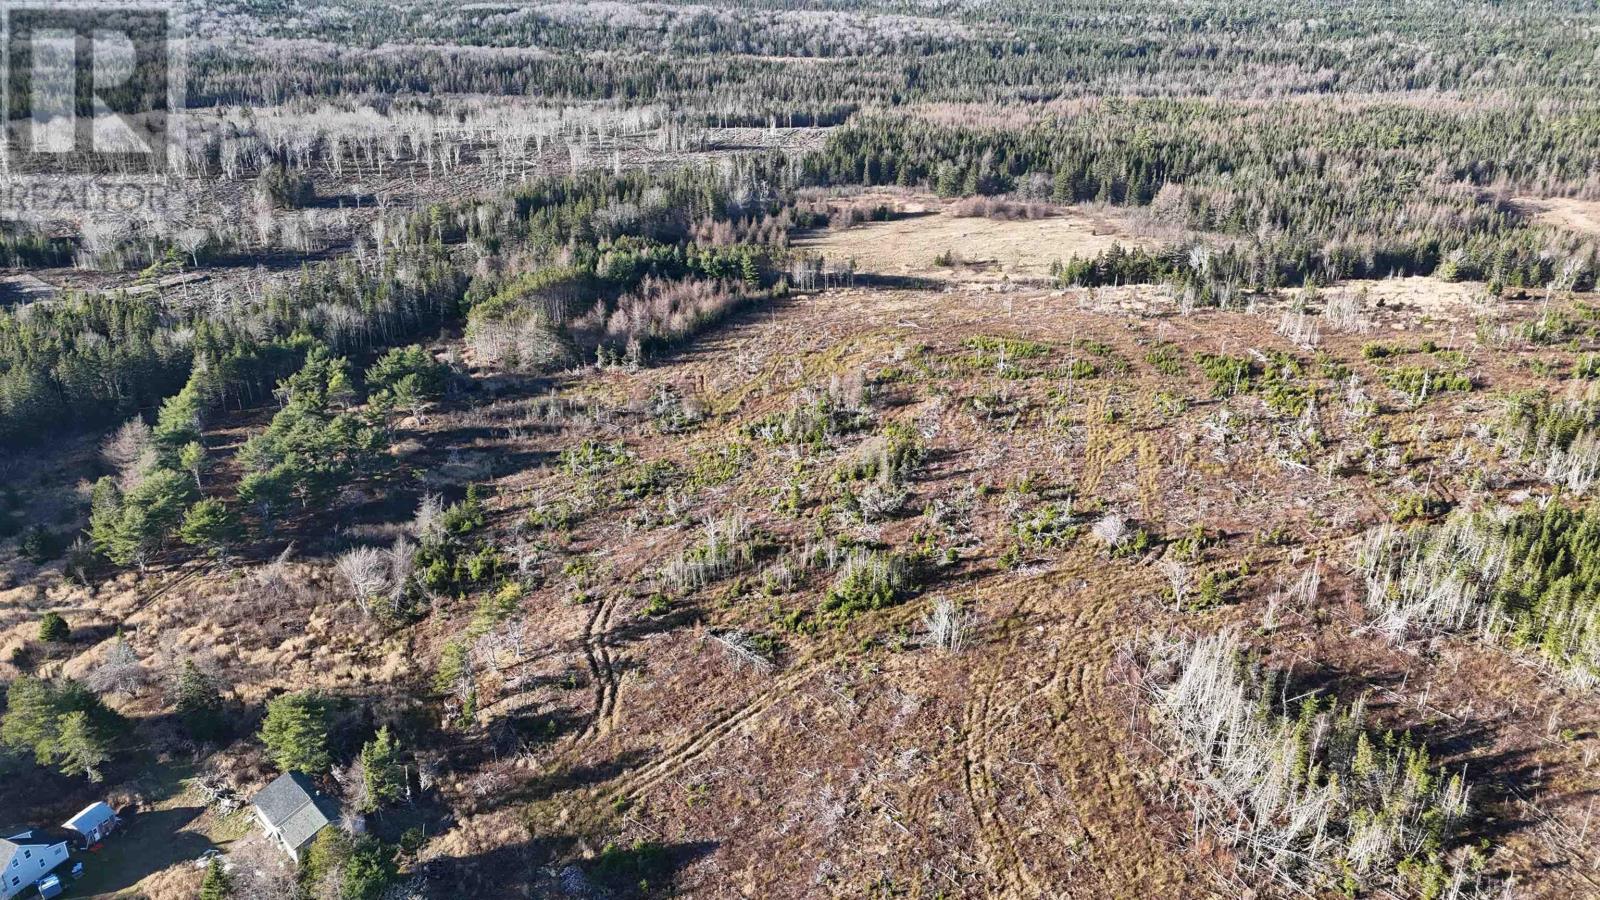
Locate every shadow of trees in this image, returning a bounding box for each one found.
[421,836,717,899]
[72,805,215,896]
[1274,659,1586,856]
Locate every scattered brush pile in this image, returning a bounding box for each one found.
[1358,501,1600,687]
[1138,632,1489,898]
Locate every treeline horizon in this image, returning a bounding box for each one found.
[188,0,1600,108]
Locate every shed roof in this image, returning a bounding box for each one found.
[64,803,115,834]
[251,772,338,851]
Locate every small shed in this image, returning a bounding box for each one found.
[251,773,339,861]
[62,803,117,847]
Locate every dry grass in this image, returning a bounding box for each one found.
[1515,196,1600,237]
[792,193,1144,283]
[10,271,1600,897]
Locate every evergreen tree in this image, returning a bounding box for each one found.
[0,677,122,776]
[175,660,227,742]
[365,345,447,406]
[153,383,205,456]
[260,692,332,773]
[238,466,294,524]
[179,440,207,488]
[299,829,400,900]
[38,611,69,642]
[91,467,197,567]
[55,710,112,782]
[180,499,240,558]
[19,525,62,563]
[342,837,398,900]
[358,725,405,812]
[301,827,350,887]
[199,857,232,900]
[237,348,381,513]
[0,677,61,763]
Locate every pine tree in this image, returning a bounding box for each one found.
[199,857,231,900]
[0,677,61,763]
[359,725,405,812]
[38,611,69,642]
[180,499,240,557]
[260,692,332,773]
[179,440,207,488]
[175,660,226,742]
[55,710,112,782]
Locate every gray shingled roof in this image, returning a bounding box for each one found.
[252,773,338,851]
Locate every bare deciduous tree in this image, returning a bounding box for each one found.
[102,418,156,491]
[337,546,390,614]
[923,596,973,653]
[411,493,445,545]
[86,634,146,696]
[1092,513,1129,551]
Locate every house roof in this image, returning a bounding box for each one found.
[251,773,338,851]
[0,833,64,874]
[63,803,115,835]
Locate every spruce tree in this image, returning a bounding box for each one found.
[92,467,196,567]
[300,828,351,895]
[199,857,231,900]
[180,499,240,557]
[55,710,112,782]
[175,660,226,741]
[0,676,61,763]
[179,440,207,488]
[38,611,69,642]
[359,725,405,812]
[342,837,398,900]
[260,692,332,773]
[153,383,205,454]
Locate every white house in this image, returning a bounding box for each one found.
[1,832,69,900]
[62,803,118,847]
